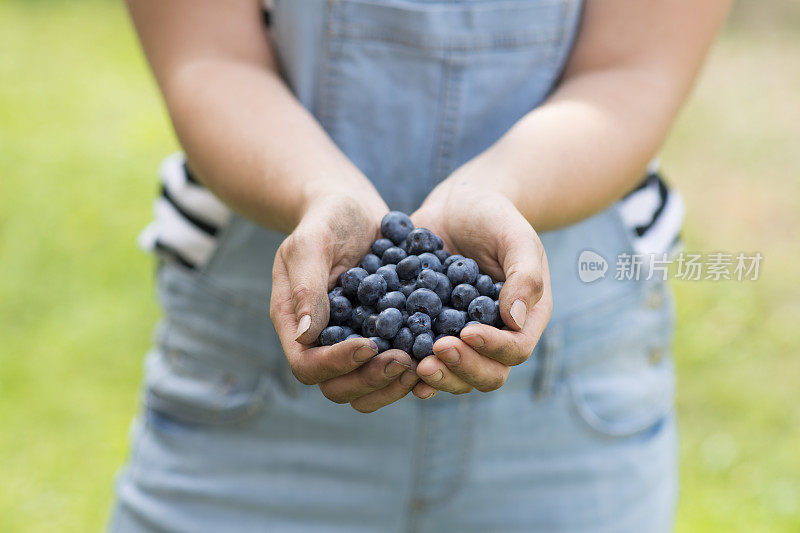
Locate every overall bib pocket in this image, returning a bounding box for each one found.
[317,0,582,211]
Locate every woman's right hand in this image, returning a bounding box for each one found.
[270,194,422,413]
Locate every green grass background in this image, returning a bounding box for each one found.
[1,1,798,531]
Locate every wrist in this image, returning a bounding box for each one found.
[430,150,552,231]
[298,176,387,228]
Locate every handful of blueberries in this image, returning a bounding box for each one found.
[318,211,504,360]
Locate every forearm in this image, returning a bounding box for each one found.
[448,66,682,232]
[126,0,385,235]
[162,60,386,233]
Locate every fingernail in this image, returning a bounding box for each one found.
[510,300,527,329]
[385,360,409,378]
[399,370,419,387]
[424,369,443,382]
[461,334,484,349]
[422,390,438,400]
[354,341,379,363]
[435,346,460,365]
[295,314,312,340]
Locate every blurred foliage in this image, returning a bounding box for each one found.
[0,0,798,531]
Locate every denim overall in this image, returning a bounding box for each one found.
[110,1,678,531]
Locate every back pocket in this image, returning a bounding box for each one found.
[318,0,582,211]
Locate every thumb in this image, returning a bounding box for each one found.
[497,227,548,331]
[281,233,332,344]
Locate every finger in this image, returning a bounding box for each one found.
[415,354,473,395]
[279,231,332,344]
[350,370,420,413]
[412,381,438,400]
[432,337,510,392]
[459,322,538,367]
[319,350,416,404]
[497,223,551,331]
[286,338,379,385]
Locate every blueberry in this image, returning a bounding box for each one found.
[433,234,444,250]
[360,253,382,274]
[341,326,355,337]
[375,264,400,291]
[412,332,434,360]
[357,273,387,306]
[406,228,438,255]
[475,274,495,297]
[493,300,504,328]
[349,305,374,331]
[417,252,443,273]
[451,283,480,311]
[340,267,368,299]
[465,320,481,327]
[416,268,438,290]
[443,254,464,269]
[433,308,466,336]
[380,211,414,245]
[345,333,362,340]
[376,308,403,339]
[329,286,344,300]
[396,255,422,281]
[329,295,352,325]
[393,327,414,353]
[381,246,407,265]
[407,311,432,335]
[406,288,443,317]
[362,314,379,337]
[398,238,409,252]
[399,281,417,298]
[468,295,498,325]
[494,281,504,299]
[369,336,391,353]
[371,238,394,257]
[401,310,410,327]
[376,290,406,312]
[434,333,447,342]
[433,272,452,306]
[447,258,479,285]
[434,249,450,263]
[319,326,345,346]
[492,300,506,329]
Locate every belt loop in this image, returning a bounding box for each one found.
[533,323,562,400]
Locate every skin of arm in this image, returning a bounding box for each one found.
[125,0,385,233]
[412,0,732,395]
[127,0,425,412]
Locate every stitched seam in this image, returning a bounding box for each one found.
[416,397,476,507]
[534,323,563,400]
[406,403,429,531]
[342,0,565,12]
[431,54,461,184]
[332,26,564,51]
[318,0,342,138]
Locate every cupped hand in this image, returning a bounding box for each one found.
[408,182,553,397]
[270,194,421,412]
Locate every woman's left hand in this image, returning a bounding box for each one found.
[408,180,553,398]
